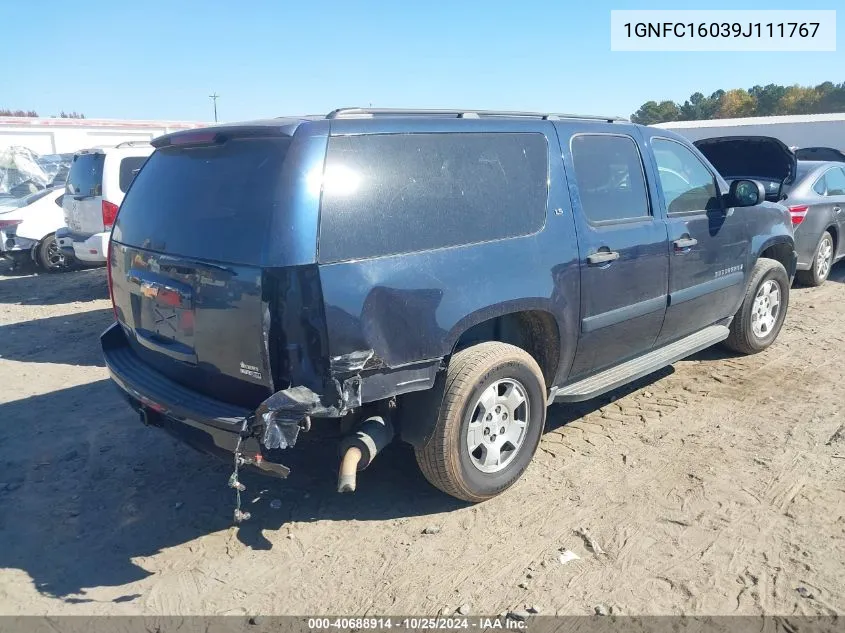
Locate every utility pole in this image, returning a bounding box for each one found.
[209,93,219,122]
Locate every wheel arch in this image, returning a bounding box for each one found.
[447,306,562,389]
[756,237,795,277]
[825,224,839,254]
[399,305,564,450]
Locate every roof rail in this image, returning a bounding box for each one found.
[325,107,628,123]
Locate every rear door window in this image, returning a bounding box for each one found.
[113,137,291,265]
[570,134,650,223]
[119,156,148,193]
[822,167,845,196]
[318,132,548,263]
[66,153,104,197]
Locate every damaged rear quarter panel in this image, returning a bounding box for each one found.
[317,122,581,399]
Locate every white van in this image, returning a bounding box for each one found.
[56,142,152,263]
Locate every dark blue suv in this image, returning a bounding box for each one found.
[102,108,796,507]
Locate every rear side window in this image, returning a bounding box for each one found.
[66,153,104,197]
[318,132,548,263]
[570,134,650,223]
[113,137,291,265]
[119,156,148,193]
[821,167,845,196]
[652,139,720,215]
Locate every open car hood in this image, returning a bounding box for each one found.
[694,136,797,186]
[795,147,845,163]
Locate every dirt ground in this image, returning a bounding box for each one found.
[0,259,843,618]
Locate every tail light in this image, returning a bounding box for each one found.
[788,205,809,226]
[106,238,118,321]
[102,200,119,230]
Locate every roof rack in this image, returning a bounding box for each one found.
[325,107,627,123]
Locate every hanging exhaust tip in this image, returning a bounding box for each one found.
[336,414,394,494]
[338,446,362,493]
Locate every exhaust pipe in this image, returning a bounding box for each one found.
[337,414,393,493]
[139,407,161,427]
[338,446,363,493]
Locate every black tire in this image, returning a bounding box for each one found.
[36,233,72,271]
[722,258,789,355]
[414,342,546,502]
[795,230,834,287]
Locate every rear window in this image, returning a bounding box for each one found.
[66,153,104,197]
[318,132,548,263]
[794,162,816,183]
[784,162,820,195]
[113,137,291,264]
[119,156,148,193]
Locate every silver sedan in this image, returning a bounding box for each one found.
[782,160,845,286]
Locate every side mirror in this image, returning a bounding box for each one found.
[728,179,765,207]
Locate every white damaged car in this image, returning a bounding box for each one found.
[0,187,73,271]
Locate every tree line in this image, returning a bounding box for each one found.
[631,82,845,125]
[0,110,86,118]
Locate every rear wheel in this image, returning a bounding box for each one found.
[722,258,789,355]
[796,230,834,287]
[414,342,546,502]
[37,233,72,272]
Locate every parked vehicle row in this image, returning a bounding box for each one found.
[0,186,70,270]
[0,147,73,270]
[1,142,150,272]
[780,158,845,286]
[99,108,801,514]
[694,137,845,287]
[56,142,152,265]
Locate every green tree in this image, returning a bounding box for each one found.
[778,85,820,114]
[700,90,725,119]
[717,89,757,118]
[748,84,787,116]
[816,82,845,113]
[678,92,706,120]
[631,100,680,125]
[631,81,845,122]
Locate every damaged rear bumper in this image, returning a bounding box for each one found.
[101,322,316,478]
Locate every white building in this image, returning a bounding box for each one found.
[655,113,845,149]
[0,116,210,155]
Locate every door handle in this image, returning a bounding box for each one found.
[587,249,620,265]
[673,237,698,250]
[834,206,842,214]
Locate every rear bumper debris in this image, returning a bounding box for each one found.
[102,322,302,477]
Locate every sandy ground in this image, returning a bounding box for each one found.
[0,259,843,618]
